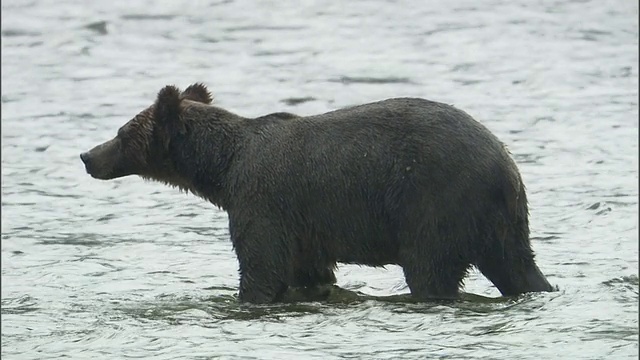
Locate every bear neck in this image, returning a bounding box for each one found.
[166,114,243,210]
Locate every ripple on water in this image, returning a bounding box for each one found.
[1,295,40,315]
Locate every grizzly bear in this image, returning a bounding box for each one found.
[80,83,554,303]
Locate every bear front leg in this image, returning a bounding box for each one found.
[310,266,337,286]
[400,243,470,301]
[292,265,337,288]
[237,258,289,303]
[290,238,336,288]
[229,215,292,304]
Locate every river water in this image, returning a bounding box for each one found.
[1,0,638,359]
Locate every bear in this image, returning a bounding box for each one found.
[80,83,555,304]
[254,112,301,121]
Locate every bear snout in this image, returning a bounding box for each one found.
[80,151,93,173]
[80,138,135,180]
[80,152,90,166]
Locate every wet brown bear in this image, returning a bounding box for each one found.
[81,83,554,303]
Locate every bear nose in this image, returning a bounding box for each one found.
[80,152,90,165]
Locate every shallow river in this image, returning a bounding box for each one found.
[1,0,638,359]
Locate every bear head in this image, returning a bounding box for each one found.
[80,83,213,183]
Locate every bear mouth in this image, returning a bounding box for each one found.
[83,165,108,180]
[80,152,112,180]
[87,170,109,180]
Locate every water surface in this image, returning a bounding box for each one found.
[2,0,638,359]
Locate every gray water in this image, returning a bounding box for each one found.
[2,0,638,359]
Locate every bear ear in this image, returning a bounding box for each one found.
[155,85,187,142]
[181,83,213,104]
[155,85,182,121]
